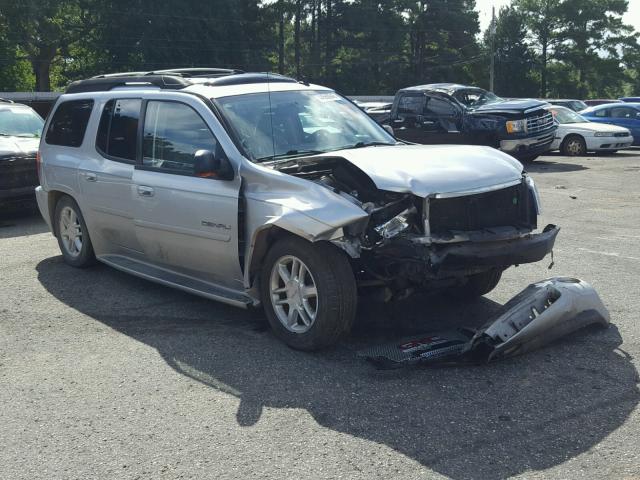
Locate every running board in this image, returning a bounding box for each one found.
[99,254,254,308]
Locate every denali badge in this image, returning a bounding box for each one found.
[201,220,232,230]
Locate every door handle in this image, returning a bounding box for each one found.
[84,172,97,182]
[137,185,155,197]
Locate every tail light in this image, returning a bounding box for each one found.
[36,150,42,184]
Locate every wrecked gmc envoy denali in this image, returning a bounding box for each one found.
[36,69,559,350]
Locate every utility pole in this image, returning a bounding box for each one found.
[489,5,496,92]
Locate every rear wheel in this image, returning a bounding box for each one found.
[54,196,96,268]
[561,135,587,156]
[449,269,503,299]
[260,236,357,351]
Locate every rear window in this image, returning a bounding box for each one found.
[96,99,142,161]
[45,99,94,147]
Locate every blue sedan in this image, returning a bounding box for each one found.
[581,103,640,146]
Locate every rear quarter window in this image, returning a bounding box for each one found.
[45,99,94,147]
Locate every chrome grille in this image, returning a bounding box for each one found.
[526,111,554,134]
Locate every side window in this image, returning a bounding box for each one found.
[594,109,608,118]
[96,99,141,161]
[397,95,425,117]
[610,107,635,119]
[45,99,94,147]
[425,97,457,117]
[142,101,218,174]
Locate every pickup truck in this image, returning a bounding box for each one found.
[383,83,557,161]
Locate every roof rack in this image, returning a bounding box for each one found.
[65,69,300,94]
[204,72,298,86]
[0,98,15,103]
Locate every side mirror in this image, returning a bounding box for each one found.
[193,149,231,179]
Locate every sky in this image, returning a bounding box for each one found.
[476,0,640,33]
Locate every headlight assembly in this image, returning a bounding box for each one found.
[506,119,527,134]
[594,132,612,137]
[374,208,413,239]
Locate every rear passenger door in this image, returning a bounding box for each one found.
[77,98,143,255]
[131,99,243,289]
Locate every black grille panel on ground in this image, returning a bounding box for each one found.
[0,155,38,190]
[429,183,530,234]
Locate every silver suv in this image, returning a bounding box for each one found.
[36,69,559,350]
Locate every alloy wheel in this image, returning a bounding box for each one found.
[269,255,319,333]
[58,206,83,258]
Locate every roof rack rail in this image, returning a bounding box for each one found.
[204,72,298,86]
[64,69,300,94]
[0,98,15,103]
[65,75,193,94]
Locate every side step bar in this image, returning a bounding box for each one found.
[99,254,254,308]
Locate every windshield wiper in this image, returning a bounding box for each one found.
[348,141,395,149]
[255,149,323,163]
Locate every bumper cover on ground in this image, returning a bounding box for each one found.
[358,277,610,369]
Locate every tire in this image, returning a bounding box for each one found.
[260,236,357,351]
[518,154,539,162]
[54,196,96,268]
[561,135,587,156]
[449,269,503,299]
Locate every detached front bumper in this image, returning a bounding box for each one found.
[430,225,560,273]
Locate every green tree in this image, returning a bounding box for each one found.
[512,0,562,97]
[2,0,96,91]
[489,6,538,97]
[553,0,637,98]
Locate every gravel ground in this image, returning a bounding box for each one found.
[1,151,639,480]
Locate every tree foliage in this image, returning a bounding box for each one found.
[0,0,638,98]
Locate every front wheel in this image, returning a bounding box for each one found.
[561,135,587,156]
[260,236,357,351]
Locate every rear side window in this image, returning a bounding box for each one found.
[593,109,608,118]
[425,97,456,117]
[142,101,218,174]
[397,95,425,117]
[96,99,142,161]
[45,99,94,147]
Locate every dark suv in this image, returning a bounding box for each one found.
[385,84,556,161]
[0,99,45,205]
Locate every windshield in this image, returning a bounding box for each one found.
[0,107,44,138]
[551,107,587,124]
[453,89,503,109]
[215,90,395,162]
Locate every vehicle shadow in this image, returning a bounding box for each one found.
[0,202,49,239]
[36,256,639,479]
[525,158,589,173]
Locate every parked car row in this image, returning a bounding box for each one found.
[354,86,639,158]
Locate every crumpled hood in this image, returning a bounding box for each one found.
[0,136,39,157]
[324,144,524,198]
[471,98,547,114]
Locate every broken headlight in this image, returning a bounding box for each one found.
[374,208,413,239]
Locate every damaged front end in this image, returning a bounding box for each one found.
[358,277,610,368]
[274,155,558,297]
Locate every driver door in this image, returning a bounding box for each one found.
[131,99,244,289]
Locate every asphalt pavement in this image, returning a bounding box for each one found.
[1,151,639,479]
